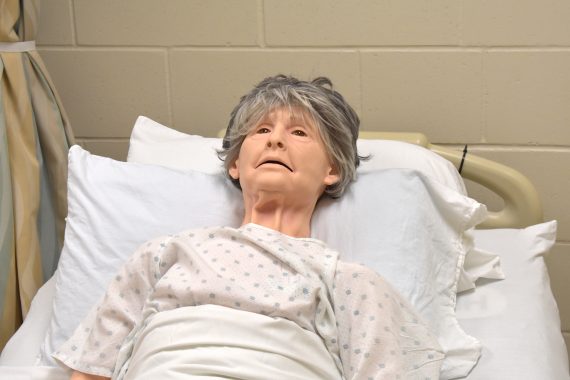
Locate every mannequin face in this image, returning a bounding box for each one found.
[229,107,339,203]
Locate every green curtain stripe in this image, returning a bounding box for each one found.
[27,54,71,149]
[24,55,61,278]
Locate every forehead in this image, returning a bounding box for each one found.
[257,106,316,127]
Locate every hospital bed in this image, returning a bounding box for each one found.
[0,116,568,379]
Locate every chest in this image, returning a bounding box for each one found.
[144,236,333,324]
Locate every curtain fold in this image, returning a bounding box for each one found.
[0,0,75,349]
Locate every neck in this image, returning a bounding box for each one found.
[241,192,316,238]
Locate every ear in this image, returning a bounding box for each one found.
[229,158,240,180]
[323,165,340,186]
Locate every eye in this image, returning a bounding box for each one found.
[292,129,307,137]
[256,127,270,134]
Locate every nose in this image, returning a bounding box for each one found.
[266,140,284,149]
[266,129,285,149]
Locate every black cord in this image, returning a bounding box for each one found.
[458,144,468,174]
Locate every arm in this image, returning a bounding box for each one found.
[55,235,178,377]
[333,262,443,379]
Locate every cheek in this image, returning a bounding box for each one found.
[312,149,333,172]
[228,140,252,179]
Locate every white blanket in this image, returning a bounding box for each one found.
[116,304,344,380]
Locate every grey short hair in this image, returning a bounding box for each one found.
[218,74,366,198]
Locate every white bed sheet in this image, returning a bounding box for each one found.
[1,227,568,380]
[456,224,569,380]
[0,275,56,367]
[0,366,68,380]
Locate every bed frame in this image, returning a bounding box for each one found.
[358,132,543,229]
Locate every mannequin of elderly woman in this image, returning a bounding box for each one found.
[229,107,339,238]
[67,76,443,380]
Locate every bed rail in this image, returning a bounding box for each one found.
[358,132,543,229]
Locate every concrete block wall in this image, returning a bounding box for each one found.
[37,0,569,358]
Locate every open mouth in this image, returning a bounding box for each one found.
[258,160,293,172]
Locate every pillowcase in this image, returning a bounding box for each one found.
[458,243,505,292]
[357,138,467,194]
[40,146,485,380]
[128,115,466,193]
[127,116,224,174]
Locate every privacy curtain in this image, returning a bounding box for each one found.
[1,0,75,349]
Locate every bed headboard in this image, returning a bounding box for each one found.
[359,131,543,229]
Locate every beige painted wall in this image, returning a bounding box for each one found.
[37,0,569,357]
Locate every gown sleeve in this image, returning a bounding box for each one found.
[52,234,177,377]
[333,261,444,380]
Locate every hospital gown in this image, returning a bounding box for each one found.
[54,223,443,379]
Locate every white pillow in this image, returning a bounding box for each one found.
[41,146,484,379]
[127,116,224,174]
[128,115,466,193]
[357,139,467,194]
